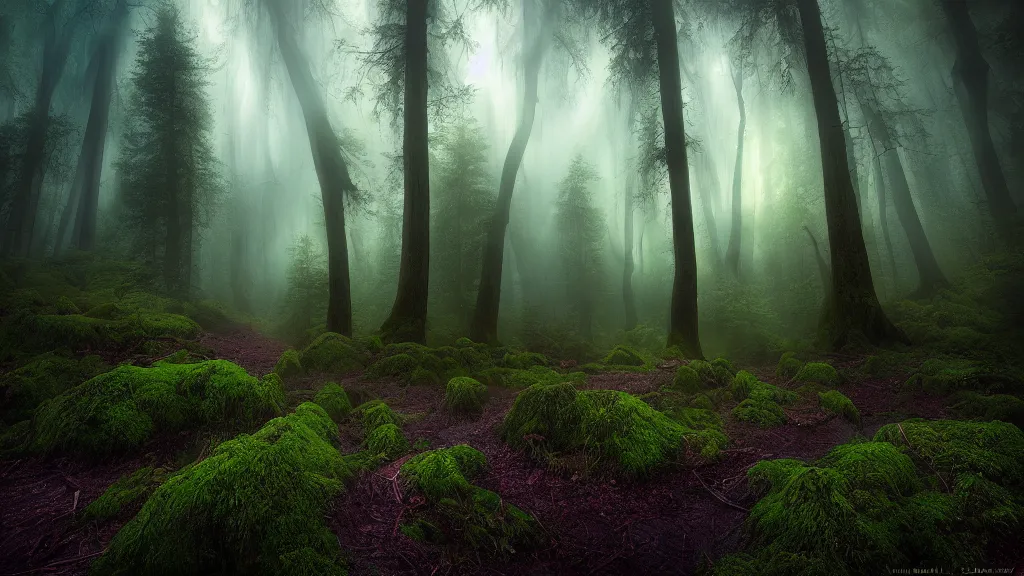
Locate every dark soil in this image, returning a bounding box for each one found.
[0,330,974,576]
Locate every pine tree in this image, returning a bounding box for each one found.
[116,6,221,299]
[555,154,604,342]
[279,233,329,343]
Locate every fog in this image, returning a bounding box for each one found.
[2,0,1021,360]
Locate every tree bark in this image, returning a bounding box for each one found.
[795,0,903,348]
[941,0,1017,240]
[470,0,554,344]
[381,0,430,343]
[725,65,745,277]
[652,0,702,358]
[861,101,947,296]
[268,0,354,336]
[803,225,831,307]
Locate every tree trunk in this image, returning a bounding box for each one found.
[471,0,554,344]
[623,173,637,331]
[941,0,1018,240]
[651,0,702,358]
[872,146,898,295]
[164,190,181,296]
[268,0,354,336]
[381,0,430,343]
[795,0,904,348]
[861,101,947,296]
[725,66,745,277]
[4,0,75,257]
[803,225,831,307]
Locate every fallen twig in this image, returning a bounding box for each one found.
[693,471,749,513]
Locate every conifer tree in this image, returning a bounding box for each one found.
[555,154,603,342]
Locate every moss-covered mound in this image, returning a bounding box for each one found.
[731,372,798,428]
[29,360,283,455]
[3,310,200,354]
[775,351,804,380]
[503,351,548,370]
[358,400,403,431]
[502,382,726,475]
[904,357,1020,395]
[794,361,842,386]
[671,365,701,393]
[273,349,303,378]
[950,392,1024,428]
[92,403,353,576]
[366,423,408,459]
[602,345,645,367]
[363,340,556,388]
[818,390,860,425]
[314,382,352,422]
[689,359,733,388]
[83,466,169,521]
[715,421,1024,575]
[299,332,368,373]
[0,352,108,423]
[444,377,488,414]
[399,445,539,558]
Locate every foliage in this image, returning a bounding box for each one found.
[92,403,352,576]
[444,377,488,414]
[314,382,352,422]
[28,360,283,455]
[818,390,860,425]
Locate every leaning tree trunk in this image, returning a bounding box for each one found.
[862,101,947,296]
[652,0,702,358]
[471,0,554,344]
[4,0,75,257]
[725,66,745,277]
[381,0,430,343]
[941,0,1017,241]
[268,0,354,335]
[795,0,904,348]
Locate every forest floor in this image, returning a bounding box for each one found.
[0,324,965,576]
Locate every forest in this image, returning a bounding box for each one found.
[0,0,1022,574]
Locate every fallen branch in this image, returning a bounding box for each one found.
[693,471,749,513]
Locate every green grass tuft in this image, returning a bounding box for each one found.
[818,390,861,425]
[314,383,352,422]
[444,377,488,414]
[92,402,352,576]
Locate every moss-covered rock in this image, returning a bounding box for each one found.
[775,351,804,380]
[299,332,366,373]
[731,375,797,428]
[904,358,1018,395]
[819,390,860,425]
[365,353,419,380]
[950,392,1024,428]
[366,423,408,459]
[689,359,732,388]
[444,377,488,414]
[602,345,645,367]
[503,366,585,389]
[794,362,841,386]
[314,383,352,422]
[502,382,725,475]
[273,349,303,378]
[54,295,81,315]
[502,351,549,370]
[5,311,201,353]
[359,401,402,431]
[401,444,488,501]
[0,352,108,424]
[92,403,353,576]
[83,466,168,521]
[671,365,701,393]
[29,360,283,455]
[711,357,735,375]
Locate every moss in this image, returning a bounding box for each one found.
[818,391,861,425]
[54,295,81,315]
[711,357,735,375]
[0,352,108,424]
[444,377,488,414]
[904,358,1017,395]
[360,401,402,431]
[502,381,722,475]
[502,351,548,370]
[688,359,731,388]
[0,420,30,453]
[92,403,352,576]
[671,366,701,393]
[730,370,760,402]
[816,442,919,496]
[366,423,408,459]
[473,366,515,386]
[455,337,475,348]
[602,345,645,367]
[273,349,303,378]
[364,353,419,380]
[407,366,442,386]
[733,397,787,428]
[794,362,841,386]
[503,366,584,389]
[299,332,366,373]
[83,466,168,521]
[775,351,804,380]
[29,360,283,455]
[5,311,200,353]
[357,335,384,353]
[731,373,797,428]
[950,392,1024,428]
[861,351,913,377]
[689,394,715,411]
[314,383,352,422]
[401,444,488,502]
[579,362,604,374]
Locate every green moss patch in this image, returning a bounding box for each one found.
[502,382,725,476]
[366,423,408,459]
[775,351,804,380]
[4,311,201,353]
[29,360,283,455]
[671,366,701,393]
[731,373,797,428]
[950,392,1024,428]
[689,359,732,388]
[83,466,169,521]
[444,377,488,414]
[314,383,352,422]
[399,445,539,558]
[0,352,108,424]
[715,424,1024,575]
[503,351,549,370]
[794,362,841,386]
[358,401,402,432]
[299,332,368,373]
[818,391,860,425]
[273,349,303,378]
[601,345,645,367]
[904,358,1020,395]
[92,403,353,576]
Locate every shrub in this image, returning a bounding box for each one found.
[29,360,283,455]
[313,383,352,422]
[794,362,841,386]
[444,377,488,414]
[92,403,353,576]
[818,391,860,425]
[273,349,303,378]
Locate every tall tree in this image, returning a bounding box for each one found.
[470,0,559,343]
[263,0,356,335]
[380,0,431,343]
[724,61,747,276]
[940,0,1018,241]
[555,155,603,342]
